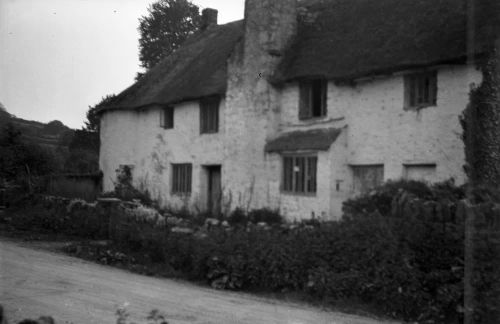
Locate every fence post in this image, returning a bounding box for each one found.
[464,200,475,324]
[97,197,121,240]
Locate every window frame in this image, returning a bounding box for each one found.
[350,164,384,194]
[281,154,318,196]
[404,71,437,110]
[200,96,220,134]
[160,106,174,129]
[171,163,192,195]
[403,163,437,182]
[299,79,327,120]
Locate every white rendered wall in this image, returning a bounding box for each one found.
[99,100,226,212]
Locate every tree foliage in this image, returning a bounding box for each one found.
[0,123,60,181]
[43,120,68,135]
[461,46,500,187]
[85,94,116,133]
[138,0,201,72]
[61,95,116,174]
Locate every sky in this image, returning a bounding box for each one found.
[0,0,245,128]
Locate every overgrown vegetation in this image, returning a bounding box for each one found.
[62,181,499,322]
[0,123,61,192]
[4,179,498,323]
[4,196,108,239]
[461,46,500,187]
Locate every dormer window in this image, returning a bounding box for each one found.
[299,79,327,120]
[200,97,220,134]
[160,106,174,129]
[404,71,437,109]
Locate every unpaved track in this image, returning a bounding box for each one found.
[0,239,394,324]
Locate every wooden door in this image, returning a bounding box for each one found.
[207,166,221,216]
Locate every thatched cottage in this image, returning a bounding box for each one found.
[99,0,499,220]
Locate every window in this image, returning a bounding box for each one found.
[404,71,437,109]
[299,79,327,120]
[200,97,220,134]
[172,163,192,194]
[403,164,436,182]
[351,165,384,193]
[282,155,317,194]
[160,106,174,129]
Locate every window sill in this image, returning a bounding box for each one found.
[171,192,191,197]
[299,116,328,122]
[200,131,219,135]
[404,103,436,111]
[280,191,317,198]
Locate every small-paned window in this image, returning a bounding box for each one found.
[172,163,192,194]
[351,165,384,193]
[403,164,437,182]
[282,155,317,194]
[404,71,437,109]
[299,79,327,120]
[160,106,174,129]
[200,97,220,134]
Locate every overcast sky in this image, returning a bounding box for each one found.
[0,0,244,128]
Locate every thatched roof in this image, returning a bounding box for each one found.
[265,128,342,152]
[103,20,244,112]
[104,0,499,111]
[274,0,500,83]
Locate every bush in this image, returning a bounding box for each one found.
[342,179,464,218]
[227,208,283,226]
[248,208,283,225]
[227,208,246,226]
[40,179,495,323]
[7,195,109,239]
[110,209,463,322]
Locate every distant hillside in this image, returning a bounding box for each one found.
[0,103,74,149]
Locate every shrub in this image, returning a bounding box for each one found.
[227,208,246,226]
[248,208,283,225]
[6,195,109,239]
[227,208,283,226]
[342,179,464,218]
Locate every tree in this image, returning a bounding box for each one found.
[60,95,116,174]
[138,0,201,72]
[0,123,59,181]
[85,94,117,133]
[461,47,500,187]
[43,120,68,135]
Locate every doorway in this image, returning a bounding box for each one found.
[204,165,221,216]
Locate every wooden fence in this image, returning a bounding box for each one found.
[45,173,102,202]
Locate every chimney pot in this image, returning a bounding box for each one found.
[201,8,218,30]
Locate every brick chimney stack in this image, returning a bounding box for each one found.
[201,8,218,30]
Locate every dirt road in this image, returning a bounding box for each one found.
[0,239,394,324]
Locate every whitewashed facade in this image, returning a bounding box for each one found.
[100,0,488,220]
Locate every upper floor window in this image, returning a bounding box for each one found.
[282,155,317,195]
[160,106,174,129]
[404,71,437,109]
[172,163,192,195]
[299,79,327,120]
[200,97,220,134]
